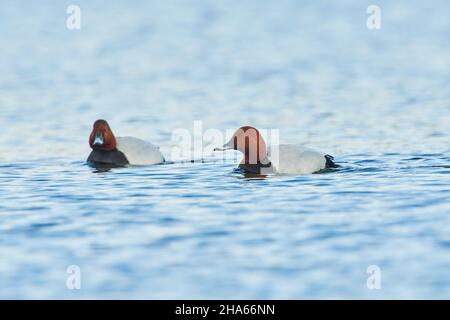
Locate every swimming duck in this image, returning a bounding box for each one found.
[87,119,164,166]
[214,126,337,174]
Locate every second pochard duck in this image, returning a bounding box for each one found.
[214,126,337,174]
[87,119,164,166]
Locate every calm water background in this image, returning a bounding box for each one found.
[0,0,449,299]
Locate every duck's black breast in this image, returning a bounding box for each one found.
[87,149,129,166]
[238,162,273,174]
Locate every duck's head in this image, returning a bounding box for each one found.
[214,126,268,164]
[89,119,117,151]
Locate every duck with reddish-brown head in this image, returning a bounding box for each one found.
[87,119,165,166]
[214,126,337,174]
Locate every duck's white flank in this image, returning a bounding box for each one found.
[269,144,327,174]
[116,136,164,165]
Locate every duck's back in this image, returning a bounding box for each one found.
[116,136,164,165]
[272,144,327,174]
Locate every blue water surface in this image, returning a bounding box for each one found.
[0,0,449,299]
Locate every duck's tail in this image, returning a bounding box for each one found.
[325,154,339,168]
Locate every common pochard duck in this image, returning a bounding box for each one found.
[87,119,164,166]
[214,126,337,174]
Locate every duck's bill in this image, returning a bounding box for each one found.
[93,131,104,146]
[213,143,232,152]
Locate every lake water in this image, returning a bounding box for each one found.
[0,0,449,299]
